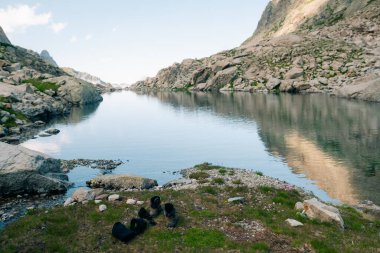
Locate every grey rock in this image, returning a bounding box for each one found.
[266,77,281,90]
[0,26,11,45]
[295,202,304,211]
[108,194,121,201]
[303,198,344,228]
[71,188,96,202]
[87,174,158,190]
[228,196,245,203]
[0,142,68,197]
[64,197,74,207]
[40,50,58,67]
[99,204,107,212]
[286,218,303,227]
[45,128,60,135]
[285,67,304,80]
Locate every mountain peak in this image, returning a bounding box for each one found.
[0,26,11,45]
[40,50,59,67]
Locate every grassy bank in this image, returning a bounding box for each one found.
[1,181,379,252]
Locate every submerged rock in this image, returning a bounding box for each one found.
[86,174,158,190]
[0,142,68,197]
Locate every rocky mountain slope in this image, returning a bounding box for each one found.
[0,27,103,143]
[131,0,380,102]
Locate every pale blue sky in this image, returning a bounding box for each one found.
[0,1,269,84]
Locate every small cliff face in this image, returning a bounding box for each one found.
[131,0,380,102]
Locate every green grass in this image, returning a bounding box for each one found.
[1,169,379,253]
[255,171,264,176]
[22,79,58,93]
[194,162,222,171]
[211,177,225,185]
[189,171,209,180]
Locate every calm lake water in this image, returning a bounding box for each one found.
[22,91,380,205]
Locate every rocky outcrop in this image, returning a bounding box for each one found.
[40,50,58,67]
[131,0,380,102]
[0,26,11,45]
[303,198,344,228]
[47,76,103,105]
[0,142,69,197]
[86,174,158,190]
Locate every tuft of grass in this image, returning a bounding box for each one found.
[212,178,225,185]
[251,242,270,252]
[255,171,264,176]
[232,179,242,185]
[219,168,227,175]
[189,171,209,180]
[22,79,58,93]
[184,228,225,248]
[199,186,218,195]
[194,162,221,171]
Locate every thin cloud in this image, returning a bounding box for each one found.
[50,22,67,33]
[112,26,118,32]
[0,4,51,33]
[70,35,78,43]
[85,34,93,40]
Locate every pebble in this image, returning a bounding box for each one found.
[94,200,102,204]
[108,194,121,201]
[99,204,107,212]
[136,201,144,205]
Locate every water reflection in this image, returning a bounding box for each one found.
[143,91,380,204]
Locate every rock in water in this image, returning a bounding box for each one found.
[303,198,344,228]
[45,128,60,135]
[0,142,68,197]
[286,218,303,227]
[87,174,158,190]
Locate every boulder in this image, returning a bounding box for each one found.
[0,142,68,197]
[126,198,137,205]
[64,197,74,207]
[266,77,281,90]
[303,198,344,228]
[285,67,304,80]
[108,194,121,201]
[47,76,103,105]
[86,174,158,190]
[295,202,304,211]
[71,188,96,202]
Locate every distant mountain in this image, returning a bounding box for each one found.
[40,50,58,67]
[61,67,108,86]
[0,26,11,45]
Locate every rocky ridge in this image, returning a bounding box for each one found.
[131,0,380,102]
[39,50,58,67]
[0,27,103,143]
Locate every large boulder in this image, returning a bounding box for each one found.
[47,76,103,105]
[335,73,380,102]
[0,142,69,197]
[86,174,158,190]
[303,198,344,228]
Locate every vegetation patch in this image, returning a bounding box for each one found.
[211,177,225,185]
[22,79,58,93]
[1,174,379,253]
[189,171,209,180]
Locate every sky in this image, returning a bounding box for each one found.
[0,1,269,84]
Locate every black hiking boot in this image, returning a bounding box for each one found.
[164,203,178,228]
[138,207,157,225]
[150,196,163,217]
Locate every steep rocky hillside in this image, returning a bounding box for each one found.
[0,27,103,143]
[132,0,380,102]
